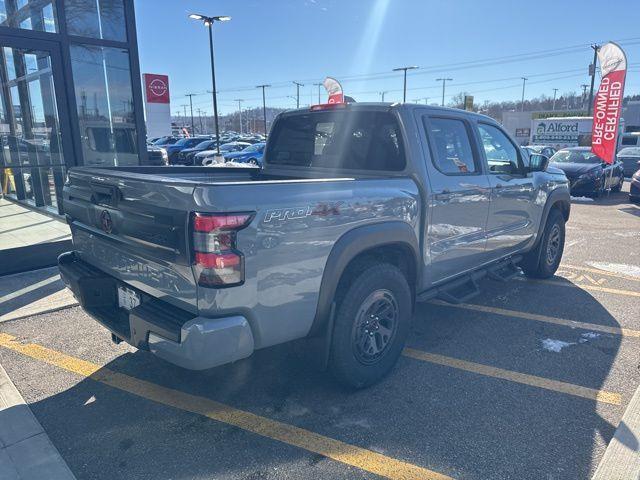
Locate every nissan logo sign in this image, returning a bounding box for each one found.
[148,78,167,97]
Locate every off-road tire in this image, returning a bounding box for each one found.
[520,208,565,279]
[329,263,412,389]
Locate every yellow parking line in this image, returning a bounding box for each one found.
[0,333,451,480]
[429,300,640,338]
[516,277,640,298]
[561,264,640,283]
[402,348,621,405]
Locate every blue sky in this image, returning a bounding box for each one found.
[134,0,640,115]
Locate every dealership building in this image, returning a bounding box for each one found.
[0,0,147,274]
[0,0,146,216]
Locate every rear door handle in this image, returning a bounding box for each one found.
[495,184,503,189]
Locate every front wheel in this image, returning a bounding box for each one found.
[329,263,412,389]
[520,208,565,279]
[612,177,623,192]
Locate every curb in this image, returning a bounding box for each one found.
[592,383,640,480]
[0,364,76,480]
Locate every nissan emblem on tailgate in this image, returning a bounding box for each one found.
[100,210,113,234]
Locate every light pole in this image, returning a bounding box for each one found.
[587,44,599,116]
[313,82,322,104]
[552,88,558,111]
[234,99,244,134]
[412,97,429,104]
[520,77,528,112]
[380,91,388,102]
[185,93,197,135]
[580,83,589,110]
[293,81,304,109]
[256,84,271,134]
[189,13,231,154]
[196,108,204,134]
[436,78,452,106]
[393,66,418,102]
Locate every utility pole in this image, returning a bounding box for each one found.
[587,44,599,116]
[313,82,322,104]
[256,84,270,134]
[393,66,418,102]
[436,78,452,106]
[185,93,196,136]
[181,104,188,133]
[580,83,589,110]
[293,81,304,109]
[552,88,558,111]
[380,91,388,102]
[520,77,528,112]
[196,108,204,134]
[234,99,244,134]
[412,97,429,104]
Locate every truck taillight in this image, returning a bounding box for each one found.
[192,212,252,287]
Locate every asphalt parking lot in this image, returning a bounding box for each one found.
[1,186,639,480]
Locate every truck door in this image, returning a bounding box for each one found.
[475,122,537,258]
[418,112,491,284]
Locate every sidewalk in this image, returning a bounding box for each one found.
[0,364,76,479]
[0,266,77,323]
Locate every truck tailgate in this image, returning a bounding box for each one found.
[63,169,198,312]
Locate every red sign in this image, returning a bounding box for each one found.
[591,43,627,164]
[144,73,170,104]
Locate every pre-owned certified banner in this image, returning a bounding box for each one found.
[591,42,627,164]
[323,77,344,104]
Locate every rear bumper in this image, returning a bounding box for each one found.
[58,251,254,370]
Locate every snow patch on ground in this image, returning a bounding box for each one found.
[579,332,601,343]
[570,196,594,202]
[587,261,640,279]
[541,338,576,352]
[335,418,372,429]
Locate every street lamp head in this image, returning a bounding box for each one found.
[214,16,231,22]
[189,13,204,20]
[189,13,231,25]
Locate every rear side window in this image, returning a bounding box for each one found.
[423,117,477,174]
[267,110,406,171]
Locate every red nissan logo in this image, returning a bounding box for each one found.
[149,78,167,97]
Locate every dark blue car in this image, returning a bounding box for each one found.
[549,147,624,197]
[223,142,265,166]
[165,137,211,164]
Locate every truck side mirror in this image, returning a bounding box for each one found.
[529,154,549,172]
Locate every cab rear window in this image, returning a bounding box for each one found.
[267,110,406,171]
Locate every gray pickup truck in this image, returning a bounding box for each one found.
[59,103,570,388]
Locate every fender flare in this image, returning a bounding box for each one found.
[531,186,571,252]
[307,221,420,338]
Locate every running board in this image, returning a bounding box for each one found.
[416,256,522,305]
[487,256,522,282]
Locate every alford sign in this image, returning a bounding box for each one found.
[530,117,593,148]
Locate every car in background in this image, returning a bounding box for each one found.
[616,147,640,178]
[195,141,251,165]
[174,139,219,165]
[144,145,168,165]
[630,163,640,203]
[223,142,265,166]
[523,145,556,159]
[619,132,640,149]
[152,136,179,147]
[165,137,211,164]
[549,147,624,197]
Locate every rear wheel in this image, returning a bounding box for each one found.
[520,208,565,279]
[329,263,412,389]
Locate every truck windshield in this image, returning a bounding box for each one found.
[267,110,406,171]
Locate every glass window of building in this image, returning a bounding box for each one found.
[65,0,127,42]
[70,44,139,166]
[0,0,58,33]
